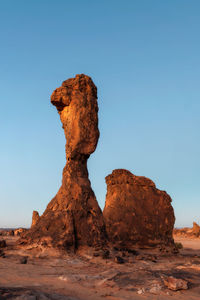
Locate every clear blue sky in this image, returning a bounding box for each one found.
[0,0,199,228]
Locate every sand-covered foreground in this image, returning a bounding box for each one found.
[0,236,200,299]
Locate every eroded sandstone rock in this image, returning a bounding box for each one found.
[19,74,107,251]
[173,222,200,238]
[14,228,28,236]
[31,211,40,228]
[103,169,175,249]
[192,222,200,236]
[163,276,188,291]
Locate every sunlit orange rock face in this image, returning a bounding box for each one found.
[31,211,40,228]
[20,74,107,251]
[192,222,200,236]
[103,169,175,249]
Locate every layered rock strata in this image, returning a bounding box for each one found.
[20,74,107,251]
[103,169,175,249]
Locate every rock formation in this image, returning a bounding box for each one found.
[103,169,175,249]
[14,228,28,237]
[192,222,200,236]
[163,276,188,291]
[31,211,40,228]
[173,222,200,238]
[19,74,107,251]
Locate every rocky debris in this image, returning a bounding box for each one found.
[142,254,157,262]
[14,228,28,236]
[0,239,7,248]
[59,269,122,289]
[147,255,157,262]
[103,169,175,249]
[137,288,145,294]
[19,74,107,251]
[31,211,40,228]
[92,249,110,259]
[20,256,28,264]
[173,227,189,237]
[149,283,162,294]
[8,230,14,236]
[174,242,183,250]
[0,229,14,236]
[102,249,110,259]
[114,256,124,264]
[0,249,5,258]
[0,242,199,298]
[134,254,157,262]
[174,222,200,238]
[162,276,188,291]
[0,288,76,300]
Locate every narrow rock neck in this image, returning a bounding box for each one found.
[63,154,90,180]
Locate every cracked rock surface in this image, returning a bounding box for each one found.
[103,169,175,249]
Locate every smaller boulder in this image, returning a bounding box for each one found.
[137,288,145,294]
[163,276,188,291]
[8,230,14,236]
[149,284,162,294]
[102,250,110,259]
[103,169,175,249]
[0,240,6,248]
[20,256,28,264]
[0,249,5,258]
[14,228,28,236]
[114,256,124,264]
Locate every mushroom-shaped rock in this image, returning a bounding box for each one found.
[19,74,107,251]
[103,169,175,249]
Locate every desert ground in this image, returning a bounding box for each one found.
[0,76,199,300]
[0,235,200,300]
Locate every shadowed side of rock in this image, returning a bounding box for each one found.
[19,74,107,251]
[103,169,175,249]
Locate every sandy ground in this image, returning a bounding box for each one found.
[0,236,200,299]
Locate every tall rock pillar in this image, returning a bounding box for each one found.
[20,74,107,251]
